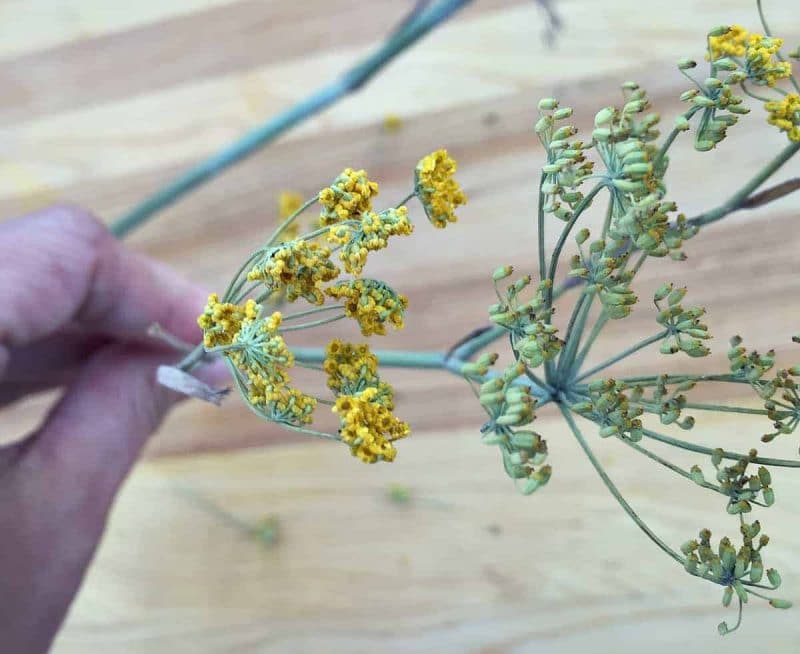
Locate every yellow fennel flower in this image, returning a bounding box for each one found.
[327,207,414,276]
[197,294,259,349]
[318,168,379,226]
[247,240,340,304]
[334,386,410,463]
[323,339,380,393]
[415,149,467,228]
[765,93,800,142]
[708,25,750,60]
[326,279,408,336]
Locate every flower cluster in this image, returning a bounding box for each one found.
[195,150,466,464]
[414,149,467,228]
[629,376,696,429]
[611,194,697,260]
[319,168,379,226]
[489,268,561,368]
[247,240,340,305]
[476,362,551,495]
[744,34,792,87]
[197,294,259,349]
[682,522,790,635]
[333,386,410,463]
[763,368,800,443]
[322,340,407,463]
[328,207,414,276]
[708,24,750,60]
[727,335,776,397]
[654,284,711,357]
[593,85,665,206]
[326,278,408,336]
[572,379,644,441]
[569,231,637,318]
[197,296,316,426]
[765,93,800,142]
[535,98,594,222]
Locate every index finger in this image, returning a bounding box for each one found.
[0,205,206,355]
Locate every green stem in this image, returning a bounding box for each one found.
[756,0,800,93]
[681,402,770,416]
[282,304,343,321]
[560,406,685,564]
[569,310,609,380]
[620,437,723,495]
[556,289,593,380]
[546,184,606,295]
[575,330,668,383]
[396,191,417,207]
[450,325,506,360]
[266,195,318,247]
[641,428,800,468]
[279,313,345,331]
[596,372,747,387]
[109,0,474,238]
[537,172,547,283]
[688,141,800,228]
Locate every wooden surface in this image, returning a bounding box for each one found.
[1,0,800,651]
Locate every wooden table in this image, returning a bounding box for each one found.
[1,1,799,651]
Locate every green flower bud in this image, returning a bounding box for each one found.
[707,25,731,38]
[538,97,559,111]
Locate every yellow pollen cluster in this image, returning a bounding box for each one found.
[318,168,379,226]
[247,240,340,304]
[323,339,380,393]
[333,387,410,463]
[197,294,258,349]
[745,34,792,86]
[328,207,414,276]
[765,93,800,142]
[415,149,467,228]
[708,25,750,59]
[326,279,408,336]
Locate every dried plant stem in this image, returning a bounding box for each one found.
[109,0,474,238]
[560,406,685,564]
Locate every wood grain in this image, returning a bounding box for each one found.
[0,0,799,650]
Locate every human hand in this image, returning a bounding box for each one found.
[0,206,210,653]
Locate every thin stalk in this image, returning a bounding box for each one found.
[293,346,445,369]
[681,402,770,416]
[575,330,668,383]
[688,141,800,228]
[560,406,685,564]
[282,304,344,321]
[266,195,318,247]
[600,193,615,240]
[546,184,605,294]
[222,250,263,301]
[740,82,774,104]
[556,290,593,380]
[396,191,417,207]
[757,0,800,93]
[449,325,506,361]
[568,310,609,380]
[641,428,800,468]
[537,172,547,283]
[279,313,345,331]
[110,0,474,238]
[593,372,748,387]
[620,437,724,495]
